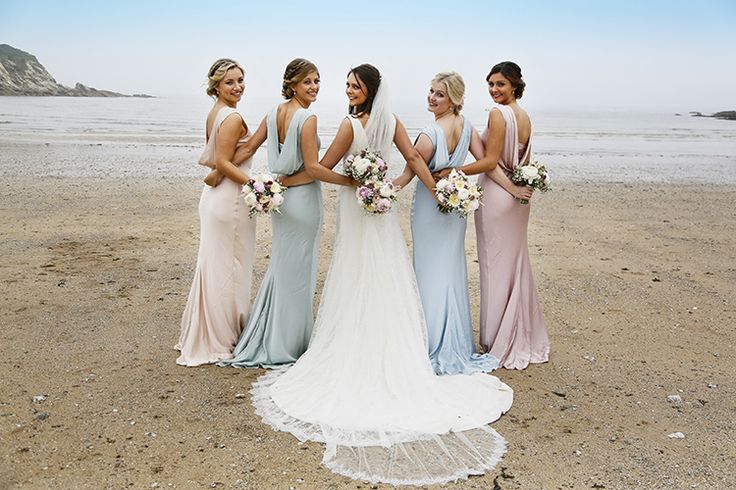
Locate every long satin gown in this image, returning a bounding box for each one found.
[219,107,322,368]
[251,115,513,486]
[411,117,499,375]
[175,107,256,366]
[475,104,550,370]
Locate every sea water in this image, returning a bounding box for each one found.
[1,96,734,183]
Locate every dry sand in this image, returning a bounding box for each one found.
[1,171,735,489]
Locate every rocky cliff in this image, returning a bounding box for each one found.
[0,44,151,97]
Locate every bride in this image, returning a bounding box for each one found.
[250,64,514,486]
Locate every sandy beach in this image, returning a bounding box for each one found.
[1,137,735,489]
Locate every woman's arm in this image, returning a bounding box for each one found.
[393,164,415,189]
[469,128,485,161]
[309,117,357,186]
[206,116,266,186]
[203,169,223,186]
[393,131,431,188]
[487,165,533,201]
[394,118,436,194]
[233,116,267,165]
[214,114,251,185]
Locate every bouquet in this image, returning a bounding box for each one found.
[434,169,483,217]
[344,149,388,183]
[511,161,550,204]
[345,149,395,215]
[356,178,397,215]
[241,173,285,217]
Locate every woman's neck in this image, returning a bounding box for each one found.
[292,96,310,110]
[433,108,455,121]
[217,99,237,109]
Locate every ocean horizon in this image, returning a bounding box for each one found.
[1,95,735,184]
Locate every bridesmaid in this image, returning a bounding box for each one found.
[219,58,324,368]
[400,72,499,375]
[439,62,549,370]
[176,59,256,366]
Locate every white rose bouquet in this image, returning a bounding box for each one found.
[434,169,483,217]
[511,161,550,204]
[355,177,397,215]
[241,173,286,217]
[343,149,388,183]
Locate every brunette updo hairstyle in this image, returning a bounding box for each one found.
[432,71,465,114]
[348,64,381,117]
[206,58,244,99]
[486,61,525,99]
[282,58,319,99]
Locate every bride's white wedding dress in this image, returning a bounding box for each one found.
[251,87,513,485]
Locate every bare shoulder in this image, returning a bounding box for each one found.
[220,112,246,136]
[338,116,354,132]
[489,107,506,125]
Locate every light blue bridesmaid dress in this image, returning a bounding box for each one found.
[220,107,322,368]
[411,117,499,375]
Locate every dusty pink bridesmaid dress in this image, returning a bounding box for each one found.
[175,107,256,366]
[475,104,549,370]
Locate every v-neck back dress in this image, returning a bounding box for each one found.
[475,104,549,369]
[220,106,322,368]
[411,117,500,375]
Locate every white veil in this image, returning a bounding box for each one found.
[363,80,395,159]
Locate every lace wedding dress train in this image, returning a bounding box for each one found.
[251,87,513,485]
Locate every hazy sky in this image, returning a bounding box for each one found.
[2,0,735,112]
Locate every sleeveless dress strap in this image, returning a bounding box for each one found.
[493,104,519,173]
[348,116,363,137]
[420,123,444,172]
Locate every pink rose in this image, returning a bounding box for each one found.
[377,198,391,213]
[271,193,284,206]
[358,186,373,199]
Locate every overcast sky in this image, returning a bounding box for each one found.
[2,0,735,112]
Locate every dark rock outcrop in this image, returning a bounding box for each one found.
[0,44,152,97]
[712,111,736,121]
[689,110,736,121]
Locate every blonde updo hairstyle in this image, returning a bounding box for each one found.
[282,58,319,99]
[432,71,465,114]
[206,58,244,99]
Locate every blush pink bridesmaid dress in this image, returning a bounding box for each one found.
[175,107,256,366]
[475,104,549,370]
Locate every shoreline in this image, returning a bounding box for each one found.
[1,174,735,488]
[2,137,734,184]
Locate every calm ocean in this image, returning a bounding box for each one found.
[1,96,734,183]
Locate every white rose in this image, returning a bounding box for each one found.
[244,192,257,206]
[468,199,480,211]
[355,158,371,174]
[270,181,282,193]
[436,178,449,189]
[457,188,470,200]
[520,165,539,180]
[379,184,393,198]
